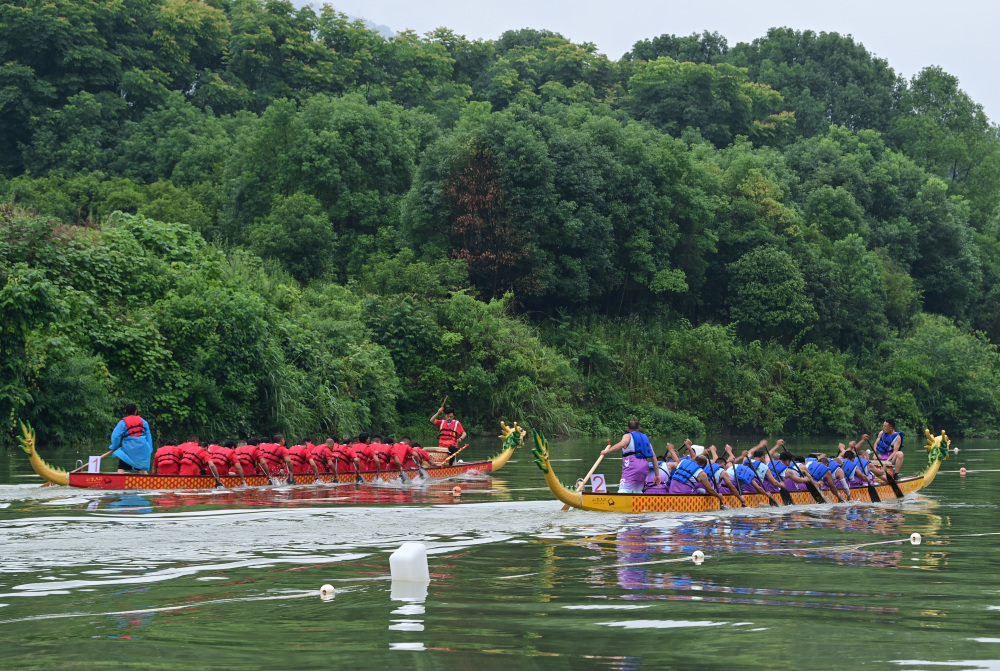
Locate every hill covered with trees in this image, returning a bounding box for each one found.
[2,0,1000,445]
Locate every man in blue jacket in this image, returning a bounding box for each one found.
[108,403,153,473]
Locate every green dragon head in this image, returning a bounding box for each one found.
[498,421,527,451]
[532,428,550,474]
[923,429,951,466]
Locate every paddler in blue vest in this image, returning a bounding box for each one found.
[861,419,904,473]
[662,443,727,504]
[108,403,153,473]
[601,420,660,493]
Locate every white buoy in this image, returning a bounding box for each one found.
[909,532,922,546]
[320,584,335,599]
[390,542,430,583]
[691,550,705,562]
[953,447,959,454]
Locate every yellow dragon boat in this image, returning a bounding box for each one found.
[19,421,526,490]
[532,429,949,512]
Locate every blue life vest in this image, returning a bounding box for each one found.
[806,460,830,480]
[626,432,655,459]
[733,464,756,489]
[770,460,788,479]
[877,431,902,456]
[704,462,726,485]
[670,458,703,485]
[858,457,871,477]
[749,459,769,481]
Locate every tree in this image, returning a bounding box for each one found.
[625,57,794,147]
[728,246,817,342]
[893,66,1000,229]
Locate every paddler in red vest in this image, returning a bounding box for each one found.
[362,435,393,473]
[331,436,366,480]
[310,438,337,474]
[108,403,153,473]
[288,441,321,478]
[235,438,264,476]
[151,444,184,475]
[259,434,296,483]
[208,440,249,487]
[178,436,222,480]
[431,405,466,465]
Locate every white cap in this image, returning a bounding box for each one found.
[691,445,706,457]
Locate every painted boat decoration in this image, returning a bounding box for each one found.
[19,421,526,491]
[532,428,949,513]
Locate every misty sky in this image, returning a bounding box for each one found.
[309,0,999,123]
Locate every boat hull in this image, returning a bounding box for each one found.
[531,428,947,512]
[66,461,494,490]
[574,473,931,513]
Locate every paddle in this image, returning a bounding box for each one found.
[865,435,904,499]
[448,443,469,465]
[561,440,609,511]
[762,453,795,505]
[786,456,826,504]
[846,453,880,503]
[742,455,780,507]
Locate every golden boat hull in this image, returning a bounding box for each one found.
[531,428,948,512]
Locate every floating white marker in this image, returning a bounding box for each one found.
[320,584,335,599]
[691,550,705,562]
[390,543,430,583]
[910,532,922,546]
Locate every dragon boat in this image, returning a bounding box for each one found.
[532,428,949,513]
[19,421,526,491]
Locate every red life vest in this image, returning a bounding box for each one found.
[154,446,183,475]
[258,443,288,472]
[288,445,314,474]
[437,419,461,447]
[235,445,261,474]
[123,415,145,438]
[208,445,236,472]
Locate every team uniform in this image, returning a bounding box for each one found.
[619,431,656,494]
[667,457,706,495]
[311,443,336,473]
[178,442,212,476]
[107,414,153,471]
[235,444,263,475]
[433,419,465,464]
[288,444,317,475]
[153,445,184,475]
[258,442,290,476]
[208,444,241,475]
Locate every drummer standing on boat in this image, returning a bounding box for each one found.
[601,420,660,493]
[431,405,467,465]
[108,403,153,473]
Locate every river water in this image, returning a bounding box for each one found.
[0,436,997,670]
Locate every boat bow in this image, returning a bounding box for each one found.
[19,422,69,486]
[532,429,583,509]
[490,421,527,471]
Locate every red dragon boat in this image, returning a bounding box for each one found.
[19,421,526,491]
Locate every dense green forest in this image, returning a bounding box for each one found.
[3,0,1000,446]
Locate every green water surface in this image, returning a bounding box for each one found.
[0,436,997,670]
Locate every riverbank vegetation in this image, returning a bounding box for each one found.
[2,0,1000,444]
